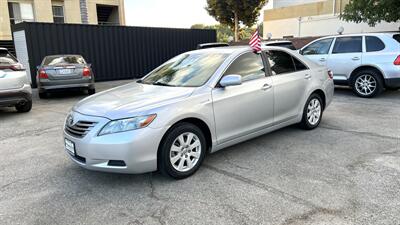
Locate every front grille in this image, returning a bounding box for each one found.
[65,120,97,138]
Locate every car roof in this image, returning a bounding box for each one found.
[263,40,292,44]
[319,32,399,39]
[44,54,83,58]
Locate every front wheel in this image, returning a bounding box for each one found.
[158,122,206,179]
[299,94,323,130]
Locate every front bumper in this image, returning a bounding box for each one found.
[63,111,166,174]
[0,84,32,107]
[385,78,400,88]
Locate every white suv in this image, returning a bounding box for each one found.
[0,48,32,112]
[300,33,400,98]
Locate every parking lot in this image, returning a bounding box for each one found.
[0,80,399,225]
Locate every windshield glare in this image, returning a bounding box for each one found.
[142,52,228,87]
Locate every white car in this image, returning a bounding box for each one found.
[300,33,400,97]
[0,48,32,112]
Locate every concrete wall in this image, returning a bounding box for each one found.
[0,0,125,41]
[264,14,399,38]
[266,0,326,9]
[0,0,12,40]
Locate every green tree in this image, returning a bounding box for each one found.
[190,24,206,29]
[341,0,400,26]
[205,0,267,41]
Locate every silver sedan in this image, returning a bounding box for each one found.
[63,46,334,179]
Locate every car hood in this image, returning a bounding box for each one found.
[73,82,195,120]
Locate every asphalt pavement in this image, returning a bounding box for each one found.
[0,80,399,225]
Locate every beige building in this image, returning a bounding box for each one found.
[263,0,399,38]
[0,0,125,42]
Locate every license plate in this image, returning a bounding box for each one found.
[65,138,75,155]
[58,69,74,74]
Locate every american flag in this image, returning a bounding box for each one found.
[249,29,261,53]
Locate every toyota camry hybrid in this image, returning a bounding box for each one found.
[63,46,334,179]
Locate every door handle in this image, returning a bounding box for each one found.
[304,74,312,79]
[319,58,326,62]
[352,57,360,61]
[261,83,272,91]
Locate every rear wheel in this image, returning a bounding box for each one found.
[39,92,48,99]
[299,94,323,130]
[88,88,96,95]
[158,122,206,179]
[351,70,383,98]
[15,100,32,113]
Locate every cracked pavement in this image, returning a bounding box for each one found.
[0,80,399,225]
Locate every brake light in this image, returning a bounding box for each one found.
[83,67,91,77]
[38,69,48,79]
[394,55,400,65]
[327,70,333,79]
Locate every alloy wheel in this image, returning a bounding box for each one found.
[307,98,322,126]
[355,74,377,96]
[169,132,202,172]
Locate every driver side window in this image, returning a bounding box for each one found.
[303,38,333,55]
[223,52,265,82]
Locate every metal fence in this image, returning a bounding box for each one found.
[12,22,216,87]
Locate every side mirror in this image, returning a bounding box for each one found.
[36,65,40,70]
[298,49,304,55]
[220,75,242,87]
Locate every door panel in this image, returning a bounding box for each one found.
[301,38,334,66]
[272,71,308,123]
[327,36,363,81]
[212,77,274,144]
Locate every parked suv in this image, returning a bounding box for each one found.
[36,55,95,98]
[300,33,400,97]
[0,48,32,112]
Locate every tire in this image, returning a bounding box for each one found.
[15,100,32,113]
[158,122,206,179]
[88,88,96,95]
[39,92,48,99]
[299,94,323,130]
[351,69,383,98]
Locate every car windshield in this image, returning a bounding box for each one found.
[141,52,228,87]
[0,50,17,65]
[43,55,86,66]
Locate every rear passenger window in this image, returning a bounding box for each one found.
[332,36,362,54]
[223,52,265,82]
[292,57,308,71]
[393,34,400,43]
[266,50,296,75]
[366,36,385,52]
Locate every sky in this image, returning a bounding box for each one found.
[124,0,269,28]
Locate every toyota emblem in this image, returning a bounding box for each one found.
[67,115,74,126]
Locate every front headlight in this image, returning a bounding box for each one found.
[98,114,157,136]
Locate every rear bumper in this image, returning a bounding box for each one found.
[38,78,94,92]
[385,78,400,88]
[0,84,32,107]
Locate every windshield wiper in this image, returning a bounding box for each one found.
[152,81,175,87]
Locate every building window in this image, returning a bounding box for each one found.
[8,2,35,24]
[52,5,65,23]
